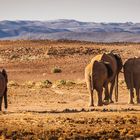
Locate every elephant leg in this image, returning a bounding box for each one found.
[88,80,94,106]
[97,88,103,106]
[0,96,3,111]
[88,83,94,106]
[110,79,115,103]
[136,88,140,104]
[104,83,110,103]
[85,76,94,106]
[128,88,134,104]
[89,90,94,107]
[139,89,140,103]
[4,87,8,109]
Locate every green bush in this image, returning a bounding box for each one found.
[52,67,62,73]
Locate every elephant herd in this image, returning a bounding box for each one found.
[0,52,139,111]
[85,52,140,106]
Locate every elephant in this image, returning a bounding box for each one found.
[104,52,123,102]
[0,69,8,111]
[109,52,123,102]
[124,57,140,104]
[91,52,123,103]
[85,58,113,106]
[90,52,123,103]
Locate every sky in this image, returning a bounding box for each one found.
[0,0,140,23]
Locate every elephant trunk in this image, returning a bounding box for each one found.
[4,87,8,109]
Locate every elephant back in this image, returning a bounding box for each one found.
[131,57,140,88]
[90,54,104,65]
[133,57,140,73]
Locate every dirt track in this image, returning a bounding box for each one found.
[0,40,140,139]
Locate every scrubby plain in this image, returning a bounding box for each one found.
[0,40,140,139]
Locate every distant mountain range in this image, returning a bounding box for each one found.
[0,19,140,42]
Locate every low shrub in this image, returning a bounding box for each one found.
[52,67,62,73]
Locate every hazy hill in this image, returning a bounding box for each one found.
[0,19,140,42]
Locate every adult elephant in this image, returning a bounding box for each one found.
[124,57,140,104]
[0,69,8,111]
[90,52,123,103]
[85,56,113,106]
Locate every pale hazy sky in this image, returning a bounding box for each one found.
[0,0,140,22]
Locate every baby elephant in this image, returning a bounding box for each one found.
[0,69,8,111]
[85,60,113,106]
[124,57,140,104]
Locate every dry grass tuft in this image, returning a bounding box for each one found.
[8,81,19,87]
[52,80,76,88]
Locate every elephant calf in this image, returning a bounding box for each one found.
[124,57,140,104]
[85,58,113,106]
[0,69,8,111]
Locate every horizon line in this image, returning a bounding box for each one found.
[0,19,139,24]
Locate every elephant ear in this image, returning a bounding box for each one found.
[104,62,113,78]
[113,53,123,72]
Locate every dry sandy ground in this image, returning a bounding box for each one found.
[0,40,140,139]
